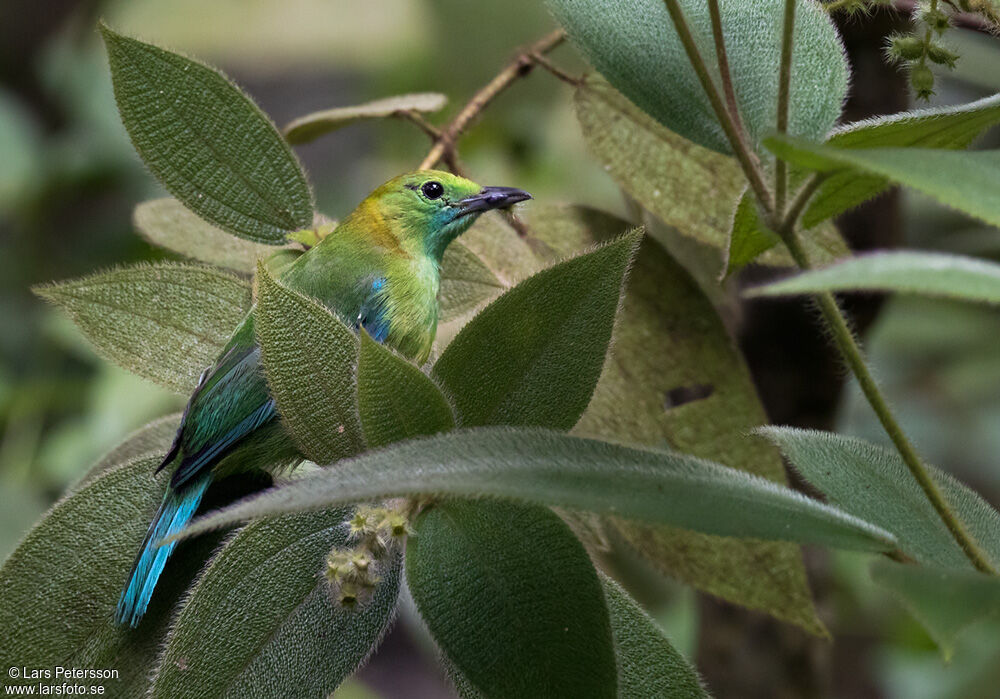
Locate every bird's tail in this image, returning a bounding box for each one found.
[115,473,211,627]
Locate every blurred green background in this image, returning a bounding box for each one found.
[1,1,999,697]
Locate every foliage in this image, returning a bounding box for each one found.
[6,2,1000,697]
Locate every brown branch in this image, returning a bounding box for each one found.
[418,29,566,171]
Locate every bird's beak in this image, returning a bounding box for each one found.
[455,186,532,217]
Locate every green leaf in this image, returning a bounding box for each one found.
[432,231,641,430]
[254,261,364,463]
[73,413,181,490]
[178,427,897,553]
[284,92,447,144]
[151,508,401,698]
[748,251,1000,306]
[438,239,506,323]
[724,189,781,278]
[870,559,1000,660]
[574,79,847,268]
[135,197,288,274]
[406,500,617,698]
[0,457,221,696]
[760,427,1000,570]
[100,24,313,243]
[357,331,455,448]
[549,0,848,154]
[528,207,826,635]
[804,94,1000,227]
[601,575,708,699]
[766,136,1000,230]
[34,262,251,394]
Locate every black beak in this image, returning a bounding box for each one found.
[455,186,532,217]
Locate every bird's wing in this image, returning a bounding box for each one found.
[165,322,276,488]
[357,276,391,342]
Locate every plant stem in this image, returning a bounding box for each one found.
[663,0,775,213]
[418,29,566,171]
[774,0,796,216]
[706,0,743,128]
[777,219,998,575]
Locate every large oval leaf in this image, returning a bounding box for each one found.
[766,136,1000,231]
[357,331,454,448]
[432,231,641,429]
[34,263,251,394]
[151,508,401,698]
[255,262,364,463]
[805,94,1000,227]
[177,427,896,554]
[548,0,848,154]
[101,24,313,243]
[135,198,286,274]
[0,457,222,696]
[601,575,707,698]
[407,500,617,698]
[749,251,1000,306]
[761,427,1000,570]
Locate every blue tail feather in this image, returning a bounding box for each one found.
[116,474,211,627]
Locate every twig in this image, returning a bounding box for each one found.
[418,29,566,171]
[774,0,796,217]
[663,1,775,213]
[399,110,441,140]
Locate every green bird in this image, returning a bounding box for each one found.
[117,170,530,627]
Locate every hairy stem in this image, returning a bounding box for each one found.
[776,211,997,575]
[664,0,775,212]
[707,0,743,127]
[774,0,796,216]
[418,29,566,171]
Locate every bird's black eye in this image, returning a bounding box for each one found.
[421,181,444,200]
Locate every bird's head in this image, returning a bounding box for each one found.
[355,170,531,261]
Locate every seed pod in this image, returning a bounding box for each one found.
[889,35,926,61]
[911,63,935,99]
[927,44,959,68]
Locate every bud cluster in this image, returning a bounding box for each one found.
[324,503,414,608]
[883,1,960,100]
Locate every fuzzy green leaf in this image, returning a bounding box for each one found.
[870,559,1000,660]
[804,94,1000,227]
[0,457,223,696]
[574,79,847,268]
[358,331,455,448]
[135,197,287,274]
[178,427,897,553]
[725,189,781,278]
[748,251,1000,306]
[34,263,251,394]
[549,0,848,154]
[101,24,313,243]
[438,239,506,323]
[760,427,1000,570]
[766,136,1000,230]
[432,231,641,430]
[407,500,617,698]
[602,575,708,699]
[528,207,826,635]
[284,92,447,144]
[254,262,364,463]
[73,413,181,491]
[151,508,401,699]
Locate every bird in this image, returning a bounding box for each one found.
[116,170,531,627]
